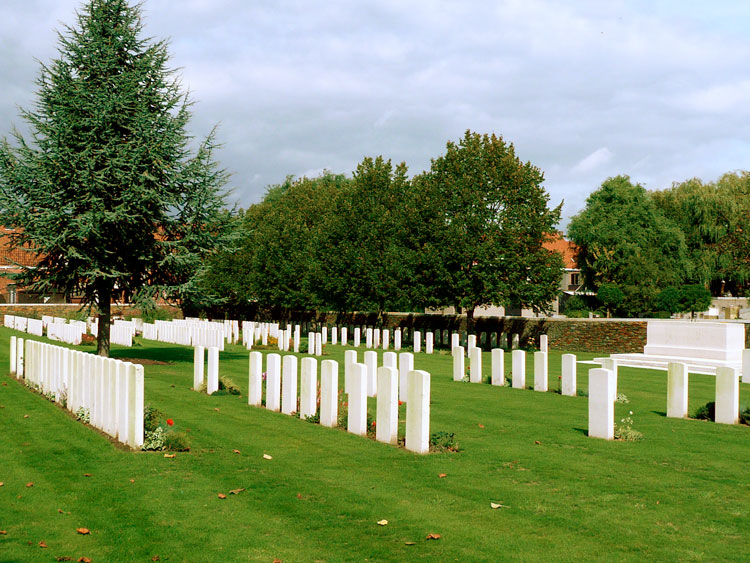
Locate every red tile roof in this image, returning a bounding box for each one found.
[544,236,578,269]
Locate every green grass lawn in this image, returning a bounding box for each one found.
[1,326,749,562]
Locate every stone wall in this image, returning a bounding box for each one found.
[0,303,183,321]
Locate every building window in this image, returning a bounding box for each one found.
[570,273,580,286]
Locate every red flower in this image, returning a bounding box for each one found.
[371,421,376,427]
[398,401,403,406]
[166,419,174,426]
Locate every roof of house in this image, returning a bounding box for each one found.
[544,236,578,269]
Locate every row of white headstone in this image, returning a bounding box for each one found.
[451,346,578,395]
[9,335,144,448]
[243,352,431,454]
[666,357,750,425]
[142,319,228,350]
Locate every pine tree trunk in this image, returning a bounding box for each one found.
[97,282,112,357]
[466,305,475,335]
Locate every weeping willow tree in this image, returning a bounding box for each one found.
[0,0,232,355]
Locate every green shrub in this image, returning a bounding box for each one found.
[740,405,750,426]
[199,376,241,396]
[694,402,715,421]
[304,412,320,424]
[144,405,164,433]
[163,431,191,451]
[430,431,460,452]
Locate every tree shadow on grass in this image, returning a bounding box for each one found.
[573,427,589,436]
[652,410,667,417]
[111,346,193,364]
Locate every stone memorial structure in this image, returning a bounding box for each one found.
[376,366,398,444]
[406,370,431,454]
[588,367,615,440]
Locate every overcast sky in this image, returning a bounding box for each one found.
[1,1,748,227]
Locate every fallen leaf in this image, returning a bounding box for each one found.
[377,519,388,526]
[478,424,484,429]
[233,449,241,454]
[39,541,48,548]
[170,384,175,388]
[78,558,92,563]
[534,440,541,445]
[296,493,302,499]
[1,382,6,385]
[490,502,510,509]
[163,453,175,458]
[83,473,92,477]
[229,488,245,495]
[217,493,227,499]
[263,454,272,460]
[273,559,282,563]
[0,531,6,535]
[438,473,447,478]
[58,509,64,514]
[214,408,220,412]
[151,556,160,561]
[23,414,29,418]
[56,557,72,561]
[129,479,135,483]
[26,482,33,487]
[426,533,441,540]
[0,482,4,486]
[404,541,416,546]
[76,528,90,535]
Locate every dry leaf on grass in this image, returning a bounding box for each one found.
[39,541,48,548]
[377,520,388,526]
[0,482,4,486]
[233,449,241,454]
[214,408,220,412]
[438,473,447,478]
[23,414,29,418]
[263,454,272,460]
[229,488,245,495]
[534,440,541,445]
[26,482,33,487]
[426,533,441,540]
[0,530,7,535]
[163,453,175,459]
[217,493,227,499]
[78,558,92,563]
[405,541,416,546]
[83,473,92,477]
[129,479,135,483]
[55,557,72,561]
[76,528,90,535]
[490,502,509,509]
[478,424,484,429]
[151,556,160,561]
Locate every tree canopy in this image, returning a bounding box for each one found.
[0,0,231,354]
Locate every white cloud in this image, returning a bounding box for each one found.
[572,148,614,174]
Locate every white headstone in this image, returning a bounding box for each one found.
[248,351,263,407]
[491,348,504,386]
[16,337,24,378]
[376,366,398,444]
[540,334,548,353]
[383,351,397,370]
[321,326,327,345]
[364,350,377,397]
[405,370,431,454]
[207,347,219,395]
[666,362,688,419]
[743,349,750,384]
[561,354,577,396]
[534,351,548,392]
[366,328,373,348]
[394,328,401,351]
[315,332,322,356]
[382,329,389,350]
[468,335,476,349]
[281,355,299,415]
[398,352,414,403]
[452,333,460,350]
[300,357,317,419]
[588,367,615,439]
[512,350,526,389]
[332,326,338,346]
[425,332,433,354]
[512,333,520,349]
[348,362,367,435]
[602,358,618,402]
[341,326,348,346]
[193,346,205,390]
[469,347,482,383]
[413,331,421,353]
[715,366,739,425]
[265,353,281,412]
[308,332,315,355]
[344,349,357,394]
[320,359,338,427]
[453,346,465,382]
[354,327,361,348]
[9,335,16,375]
[294,327,300,353]
[373,328,380,349]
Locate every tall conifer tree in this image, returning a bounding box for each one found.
[0,0,231,355]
